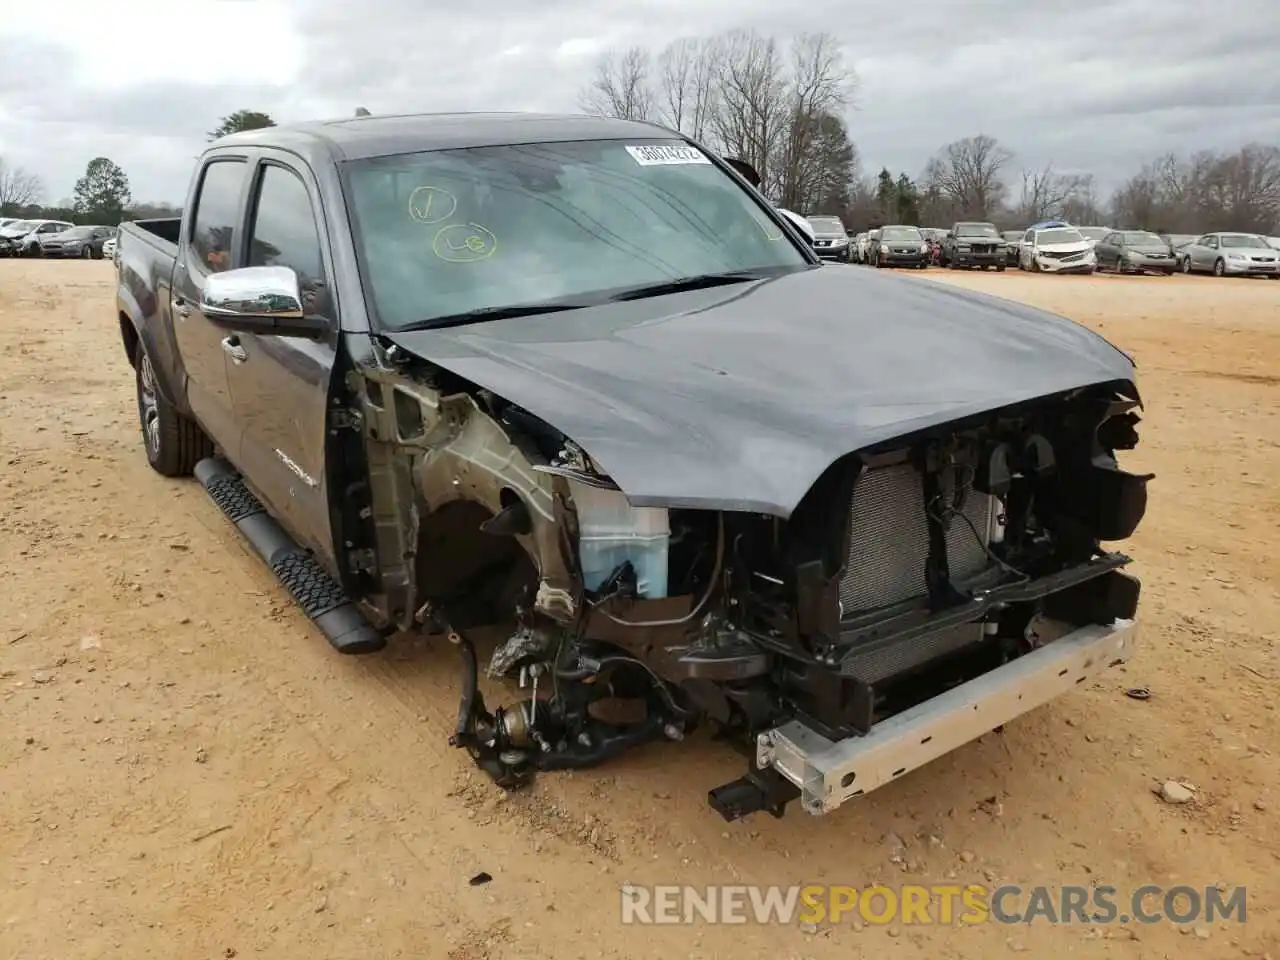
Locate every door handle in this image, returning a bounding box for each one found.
[221,336,248,364]
[173,296,190,319]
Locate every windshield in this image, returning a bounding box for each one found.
[2,219,33,233]
[880,227,922,242]
[1001,232,1022,242]
[1221,234,1268,249]
[1122,231,1164,245]
[346,139,809,330]
[807,216,845,233]
[956,223,999,237]
[1077,227,1109,241]
[1035,227,1085,245]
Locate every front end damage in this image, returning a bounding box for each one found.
[347,348,1150,819]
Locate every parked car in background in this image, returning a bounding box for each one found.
[869,225,929,269]
[853,232,870,263]
[1093,230,1177,275]
[941,221,1004,270]
[1159,233,1197,256]
[40,225,117,259]
[0,219,75,257]
[1177,233,1279,277]
[1000,231,1023,266]
[806,215,851,262]
[103,235,118,259]
[862,229,881,264]
[1019,224,1097,274]
[1075,226,1110,245]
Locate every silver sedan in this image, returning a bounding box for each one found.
[1178,232,1279,277]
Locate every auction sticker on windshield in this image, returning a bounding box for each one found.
[625,144,711,166]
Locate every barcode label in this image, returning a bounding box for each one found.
[624,144,711,166]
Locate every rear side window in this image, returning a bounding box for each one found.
[247,164,328,317]
[191,160,247,274]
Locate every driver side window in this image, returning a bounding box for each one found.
[247,164,329,319]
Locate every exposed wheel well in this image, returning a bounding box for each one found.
[119,313,139,369]
[416,499,539,628]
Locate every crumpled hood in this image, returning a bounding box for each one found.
[1036,240,1093,255]
[388,267,1136,517]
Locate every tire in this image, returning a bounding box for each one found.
[1181,257,1192,274]
[81,246,92,259]
[996,264,1006,272]
[135,345,214,477]
[1213,258,1225,277]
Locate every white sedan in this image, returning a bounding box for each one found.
[102,236,117,259]
[1019,225,1097,275]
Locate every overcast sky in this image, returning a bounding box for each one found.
[2,0,1277,204]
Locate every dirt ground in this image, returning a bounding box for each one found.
[1,259,1277,960]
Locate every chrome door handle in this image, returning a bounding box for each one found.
[221,337,247,363]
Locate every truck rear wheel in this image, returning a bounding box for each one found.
[136,347,213,477]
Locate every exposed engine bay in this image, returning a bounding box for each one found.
[343,350,1150,819]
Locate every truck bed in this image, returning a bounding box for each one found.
[123,218,181,253]
[115,218,185,409]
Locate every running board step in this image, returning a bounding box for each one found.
[194,457,386,655]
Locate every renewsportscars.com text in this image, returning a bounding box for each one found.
[619,883,1247,927]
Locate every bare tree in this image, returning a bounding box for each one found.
[654,37,723,141]
[1017,164,1072,222]
[777,33,855,211]
[579,47,654,122]
[0,158,44,212]
[708,30,789,196]
[1197,144,1280,234]
[928,135,1014,220]
[1111,144,1280,233]
[1059,175,1105,225]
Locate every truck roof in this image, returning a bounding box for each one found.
[211,112,678,161]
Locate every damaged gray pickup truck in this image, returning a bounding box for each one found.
[114,113,1150,819]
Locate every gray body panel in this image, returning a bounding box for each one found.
[388,266,1136,517]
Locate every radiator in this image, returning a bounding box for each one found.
[838,461,994,615]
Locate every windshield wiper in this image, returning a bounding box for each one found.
[602,271,768,302]
[393,300,596,333]
[389,270,775,332]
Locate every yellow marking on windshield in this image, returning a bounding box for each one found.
[432,222,498,263]
[408,185,458,224]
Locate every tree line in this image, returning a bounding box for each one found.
[580,30,1279,235]
[5,81,1278,235]
[0,111,278,226]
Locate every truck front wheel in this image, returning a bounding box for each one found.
[136,347,213,477]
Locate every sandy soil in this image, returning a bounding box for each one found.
[1,259,1277,959]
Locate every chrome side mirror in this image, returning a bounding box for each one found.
[199,265,328,337]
